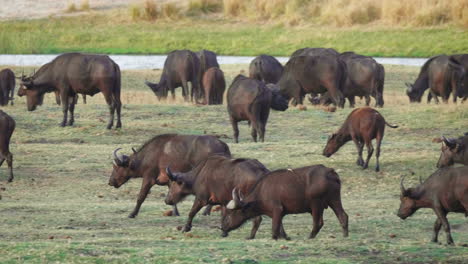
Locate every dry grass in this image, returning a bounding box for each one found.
[188,0,223,15]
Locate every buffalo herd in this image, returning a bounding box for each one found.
[0,47,467,246]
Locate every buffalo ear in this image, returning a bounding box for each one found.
[129,159,140,171]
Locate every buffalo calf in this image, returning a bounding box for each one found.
[202,67,225,105]
[323,107,397,171]
[227,75,288,143]
[0,110,15,182]
[222,165,349,240]
[397,167,468,245]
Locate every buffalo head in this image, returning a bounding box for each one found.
[266,84,288,111]
[437,136,464,168]
[164,167,193,205]
[221,188,250,237]
[397,176,423,219]
[405,83,423,103]
[448,58,466,97]
[145,81,167,101]
[17,82,45,111]
[323,133,348,157]
[109,148,136,188]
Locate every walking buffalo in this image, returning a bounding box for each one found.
[165,155,270,236]
[109,134,231,218]
[437,134,468,168]
[0,69,15,106]
[397,167,468,245]
[406,55,465,103]
[202,67,225,105]
[145,50,202,102]
[227,75,288,143]
[249,55,284,84]
[0,110,15,182]
[222,165,349,240]
[18,53,122,129]
[278,55,346,107]
[323,107,398,171]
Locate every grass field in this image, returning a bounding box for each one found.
[0,63,467,263]
[0,11,467,57]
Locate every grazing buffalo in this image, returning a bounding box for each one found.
[249,55,284,84]
[278,55,346,107]
[0,110,15,182]
[406,55,465,103]
[290,47,340,58]
[397,167,468,245]
[0,69,15,106]
[202,67,225,105]
[109,134,231,218]
[222,165,349,240]
[145,50,201,102]
[165,155,270,236]
[18,53,121,129]
[227,75,288,143]
[437,134,468,168]
[323,107,398,171]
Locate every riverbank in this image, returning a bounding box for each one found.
[1,11,467,57]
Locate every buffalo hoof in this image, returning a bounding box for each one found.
[182,225,192,233]
[375,166,380,172]
[116,122,122,129]
[106,124,113,130]
[68,121,74,126]
[245,236,255,240]
[221,232,228,238]
[60,122,66,127]
[7,177,13,183]
[128,213,137,218]
[356,159,364,167]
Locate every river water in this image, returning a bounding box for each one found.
[0,54,427,70]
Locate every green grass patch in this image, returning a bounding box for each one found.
[0,12,467,56]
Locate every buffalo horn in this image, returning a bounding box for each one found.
[400,175,406,193]
[132,147,137,154]
[227,188,239,210]
[166,167,175,181]
[405,83,412,92]
[113,148,124,165]
[237,188,244,202]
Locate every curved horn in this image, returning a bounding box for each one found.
[166,167,175,181]
[113,148,124,164]
[400,175,407,194]
[442,136,456,147]
[132,147,137,154]
[231,187,239,201]
[237,188,244,202]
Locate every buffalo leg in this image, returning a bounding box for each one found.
[271,209,283,240]
[129,178,154,218]
[247,216,262,240]
[309,206,324,239]
[181,80,189,102]
[230,116,239,143]
[115,98,122,129]
[348,96,356,108]
[363,141,374,170]
[329,199,349,237]
[250,125,258,143]
[183,199,206,232]
[431,217,442,243]
[9,86,14,106]
[60,93,69,127]
[202,205,213,216]
[375,136,383,172]
[433,206,454,245]
[103,94,115,129]
[82,95,87,104]
[67,96,75,126]
[427,93,432,103]
[365,96,371,106]
[279,223,290,240]
[431,91,440,104]
[353,138,364,167]
[6,152,13,182]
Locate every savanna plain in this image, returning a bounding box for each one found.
[0,63,467,263]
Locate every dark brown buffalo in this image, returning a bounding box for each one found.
[222,165,349,240]
[0,110,15,182]
[227,75,288,143]
[437,134,468,168]
[323,107,398,171]
[109,134,231,218]
[397,167,468,245]
[406,55,465,103]
[249,55,284,84]
[18,53,121,129]
[278,55,346,107]
[202,67,225,105]
[290,47,340,58]
[145,50,201,102]
[0,69,15,106]
[197,49,219,76]
[165,155,270,236]
[450,54,468,101]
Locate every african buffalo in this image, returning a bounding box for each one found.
[18,53,121,129]
[109,134,231,218]
[145,50,201,102]
[278,55,346,107]
[397,167,468,245]
[290,47,340,58]
[202,67,225,105]
[165,155,269,237]
[406,55,465,103]
[450,54,468,101]
[437,134,468,168]
[227,75,288,143]
[0,69,15,106]
[0,110,15,182]
[323,107,398,171]
[197,49,219,76]
[249,55,284,84]
[222,165,349,240]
